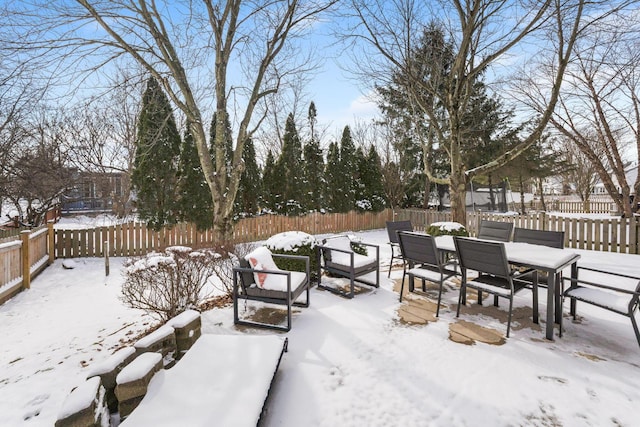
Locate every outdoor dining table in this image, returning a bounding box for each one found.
[434,235,581,340]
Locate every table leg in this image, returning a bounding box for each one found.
[546,270,555,340]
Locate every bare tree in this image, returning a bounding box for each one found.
[3,107,75,226]
[521,17,640,216]
[339,0,623,226]
[64,69,144,217]
[557,136,599,212]
[5,0,337,239]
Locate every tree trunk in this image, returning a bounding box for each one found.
[449,168,467,226]
[538,179,547,211]
[422,175,431,209]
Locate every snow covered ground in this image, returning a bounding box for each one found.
[1,228,640,426]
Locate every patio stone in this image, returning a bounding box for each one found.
[449,320,506,346]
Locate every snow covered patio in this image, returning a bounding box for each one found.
[1,229,640,426]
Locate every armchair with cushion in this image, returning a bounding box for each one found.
[316,235,380,299]
[233,246,310,331]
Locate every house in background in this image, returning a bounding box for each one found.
[592,163,638,197]
[61,171,130,215]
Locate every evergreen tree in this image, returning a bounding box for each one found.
[176,124,213,229]
[261,150,278,211]
[337,126,356,212]
[273,113,304,215]
[132,77,181,230]
[302,102,324,211]
[324,141,342,212]
[356,145,387,212]
[235,137,262,216]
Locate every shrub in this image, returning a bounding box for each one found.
[121,246,219,322]
[426,221,469,237]
[265,231,319,281]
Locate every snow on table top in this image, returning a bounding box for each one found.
[435,235,580,270]
[119,334,286,427]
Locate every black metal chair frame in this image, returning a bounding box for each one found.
[454,236,538,338]
[563,266,640,348]
[477,220,514,242]
[316,236,380,299]
[233,254,310,331]
[397,231,457,316]
[386,220,413,277]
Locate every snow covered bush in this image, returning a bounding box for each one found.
[426,221,469,237]
[121,246,219,322]
[265,231,318,281]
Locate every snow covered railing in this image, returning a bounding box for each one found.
[563,266,640,348]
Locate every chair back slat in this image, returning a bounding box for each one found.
[454,237,510,278]
[397,231,439,267]
[513,228,564,248]
[477,220,513,242]
[386,220,413,244]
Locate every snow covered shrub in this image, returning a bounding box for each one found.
[265,231,318,281]
[122,246,218,322]
[426,221,469,237]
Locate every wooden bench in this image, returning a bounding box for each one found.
[563,266,640,348]
[119,334,288,426]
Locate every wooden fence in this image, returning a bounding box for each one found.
[0,226,52,304]
[53,209,394,258]
[3,207,639,304]
[397,209,640,255]
[528,199,615,214]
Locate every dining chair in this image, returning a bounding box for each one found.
[385,220,413,277]
[453,236,538,337]
[397,231,457,316]
[513,228,564,248]
[513,228,565,292]
[477,220,514,242]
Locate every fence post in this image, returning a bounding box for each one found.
[21,230,31,290]
[47,220,55,265]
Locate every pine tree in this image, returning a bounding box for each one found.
[356,145,387,212]
[176,124,213,230]
[273,113,303,215]
[337,126,356,212]
[235,137,262,217]
[261,150,278,212]
[131,77,181,230]
[302,102,324,211]
[324,141,342,212]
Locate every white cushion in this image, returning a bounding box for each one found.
[244,247,307,291]
[245,247,280,289]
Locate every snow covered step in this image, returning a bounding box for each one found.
[166,309,202,360]
[133,324,177,367]
[86,346,136,412]
[54,377,108,427]
[115,352,163,420]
